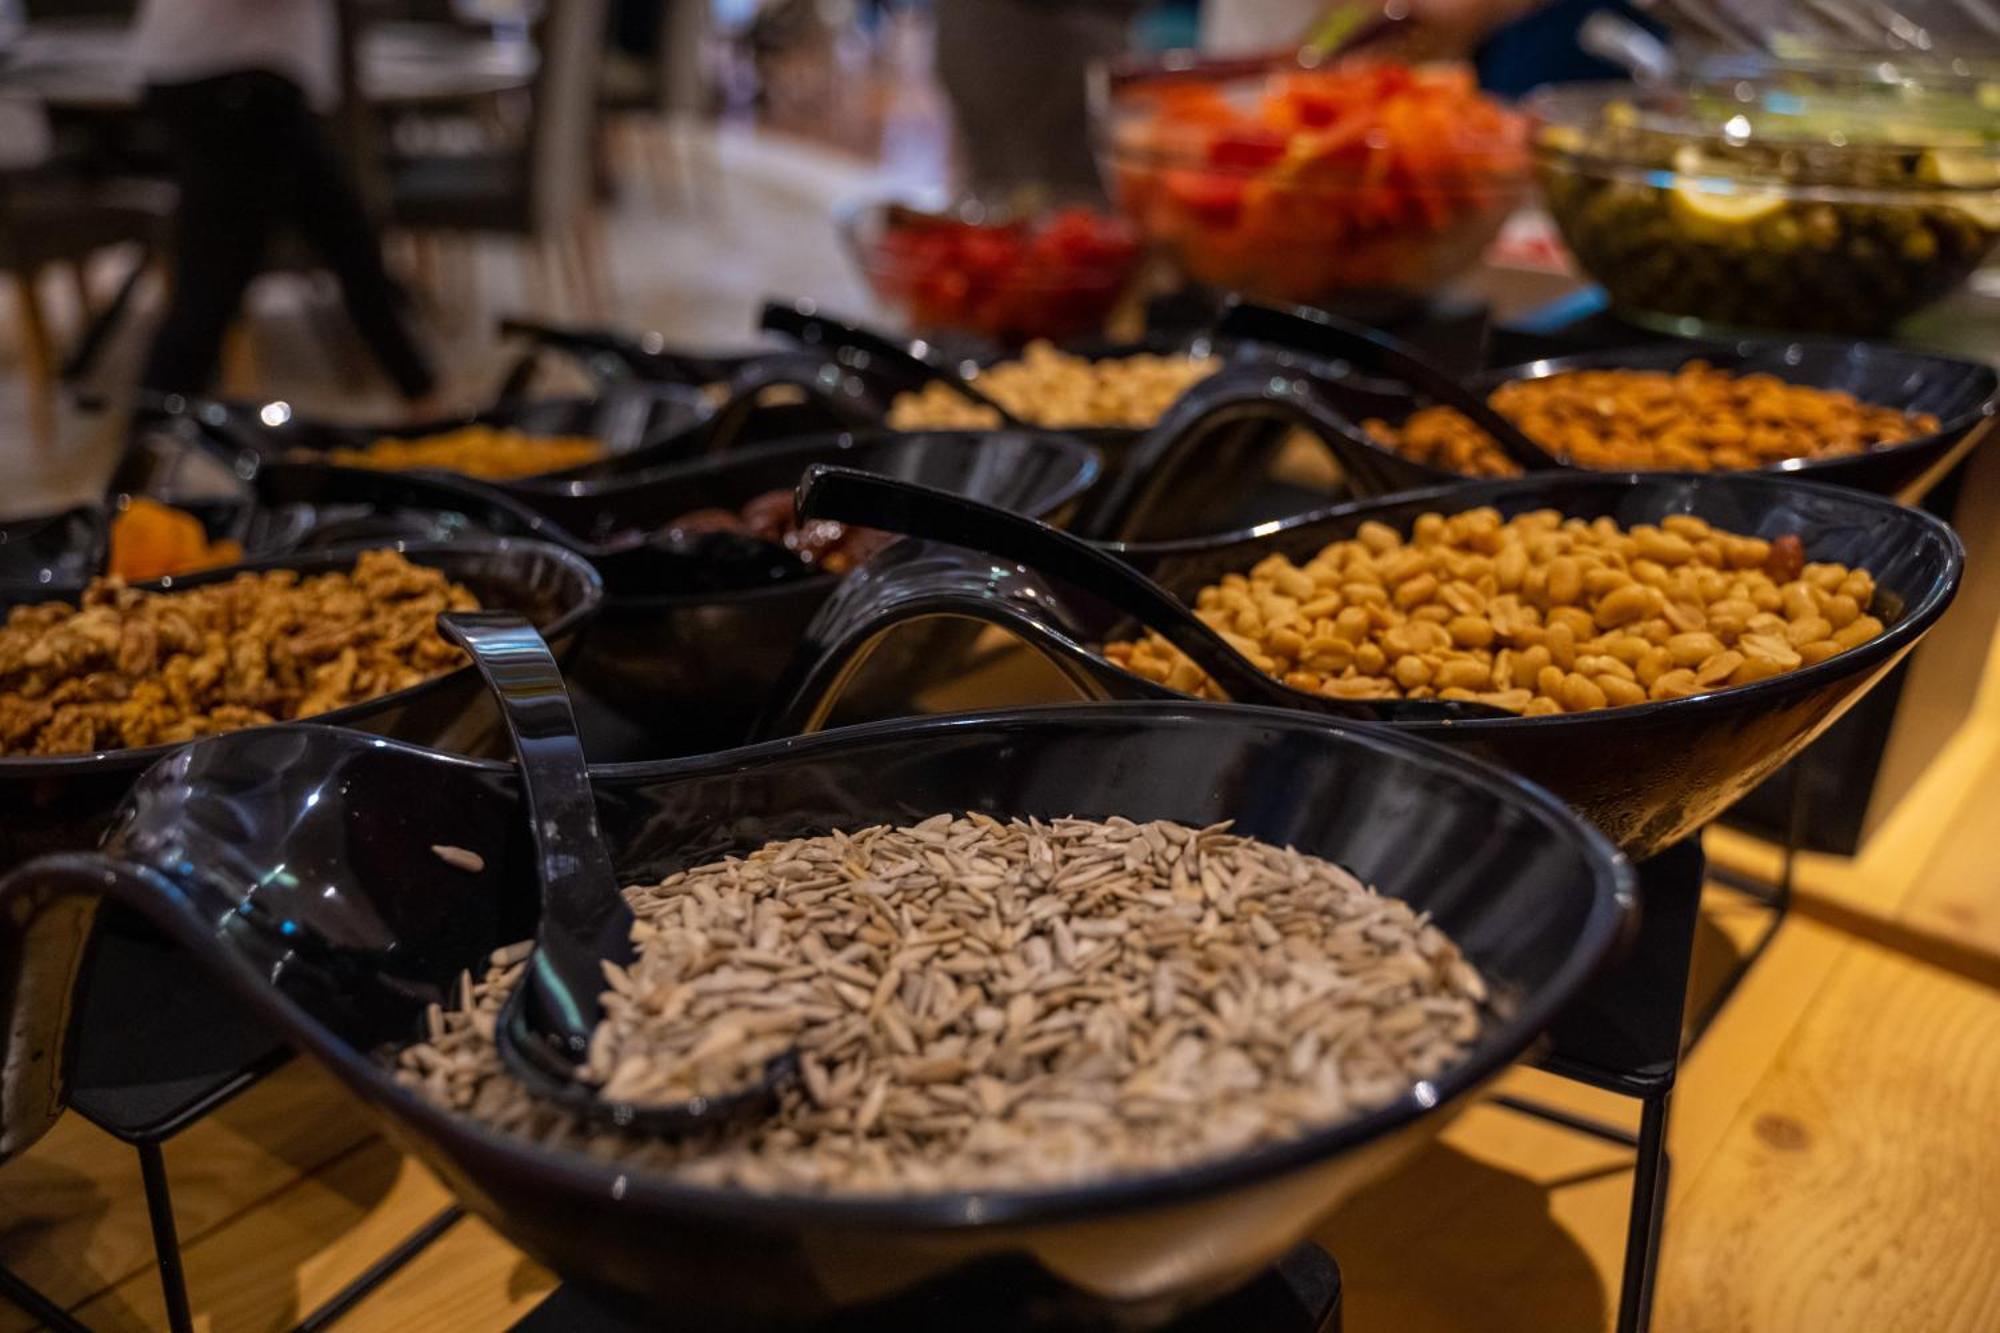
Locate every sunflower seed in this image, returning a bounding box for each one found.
[395,815,1487,1196]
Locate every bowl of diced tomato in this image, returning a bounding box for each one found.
[843,196,1143,345]
[1095,55,1533,306]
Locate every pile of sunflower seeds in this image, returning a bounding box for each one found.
[394,813,1489,1194]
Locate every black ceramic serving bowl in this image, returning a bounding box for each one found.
[0,465,578,609]
[142,380,719,486]
[0,704,1633,1318]
[774,473,1962,859]
[0,540,603,871]
[502,312,1400,539]
[866,333,1414,539]
[509,430,1101,758]
[1317,338,2000,504]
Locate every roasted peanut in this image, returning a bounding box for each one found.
[1100,508,1887,717]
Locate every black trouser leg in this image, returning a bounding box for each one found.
[139,71,434,400]
[138,76,285,395]
[287,103,436,398]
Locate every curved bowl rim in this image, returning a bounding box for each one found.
[1092,48,1535,178]
[1345,337,1999,487]
[189,700,1632,1230]
[507,426,1103,504]
[571,429,1106,610]
[839,195,1144,293]
[1526,78,2000,178]
[1108,471,1966,734]
[199,385,718,483]
[1102,139,1538,186]
[0,538,605,778]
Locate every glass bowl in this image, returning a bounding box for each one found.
[1093,55,1534,306]
[842,195,1142,345]
[1532,70,2000,337]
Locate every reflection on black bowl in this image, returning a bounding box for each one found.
[509,430,1101,758]
[1321,338,1999,505]
[0,465,575,603]
[906,336,1398,541]
[0,540,603,870]
[140,380,718,486]
[0,505,105,595]
[773,474,1962,858]
[502,314,1404,540]
[0,704,1632,1317]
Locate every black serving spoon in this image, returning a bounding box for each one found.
[496,315,755,387]
[794,466,1510,723]
[1217,299,1568,474]
[759,298,1024,426]
[437,610,798,1131]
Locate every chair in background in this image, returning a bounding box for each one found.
[386,0,614,322]
[0,164,172,446]
[598,0,713,202]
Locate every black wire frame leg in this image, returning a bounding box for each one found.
[1497,837,1708,1333]
[1686,763,1806,1050]
[1488,1085,1671,1333]
[0,1261,97,1333]
[1619,1091,1672,1333]
[132,1136,466,1333]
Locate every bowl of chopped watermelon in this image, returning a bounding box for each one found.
[1093,55,1533,306]
[842,194,1143,345]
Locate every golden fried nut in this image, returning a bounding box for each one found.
[324,425,604,480]
[0,550,479,756]
[1364,362,1939,477]
[1101,508,1882,715]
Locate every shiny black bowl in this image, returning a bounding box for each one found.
[8,465,577,599]
[1316,338,2000,505]
[510,430,1102,758]
[851,332,1390,540]
[0,540,603,870]
[138,379,719,486]
[772,473,1963,858]
[0,505,106,596]
[515,312,1379,540]
[0,704,1632,1318]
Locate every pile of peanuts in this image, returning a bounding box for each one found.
[886,341,1220,430]
[1362,362,1940,477]
[1102,507,1885,715]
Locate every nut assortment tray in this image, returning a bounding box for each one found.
[0,281,1988,1333]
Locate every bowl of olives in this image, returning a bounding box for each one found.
[1531,68,1999,337]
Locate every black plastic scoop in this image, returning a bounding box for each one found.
[1217,299,1569,474]
[436,610,798,1132]
[794,466,1510,723]
[759,298,1023,426]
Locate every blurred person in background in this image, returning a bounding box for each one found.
[934,0,1148,194]
[133,0,437,401]
[935,0,1657,200]
[1202,0,1665,94]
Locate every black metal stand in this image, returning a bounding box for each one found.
[511,1243,1343,1332]
[1498,837,1707,1333]
[0,914,464,1333]
[0,1261,95,1333]
[1491,752,1808,1333]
